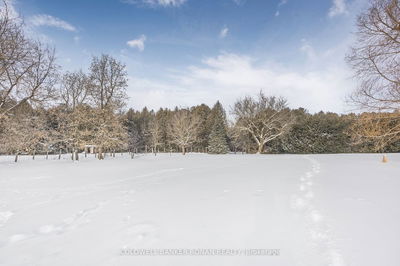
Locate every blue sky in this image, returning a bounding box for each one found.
[8,0,369,113]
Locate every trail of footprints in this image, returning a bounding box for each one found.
[291,156,346,266]
[6,202,106,245]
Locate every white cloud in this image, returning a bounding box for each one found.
[126,52,354,114]
[0,2,64,42]
[219,27,229,39]
[29,14,77,32]
[278,0,287,7]
[328,0,348,17]
[232,0,246,5]
[275,0,288,17]
[127,35,147,51]
[123,0,186,7]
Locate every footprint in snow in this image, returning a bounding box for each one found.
[327,249,346,266]
[310,210,323,223]
[38,224,63,234]
[309,229,329,241]
[7,202,105,245]
[0,211,14,227]
[290,196,309,210]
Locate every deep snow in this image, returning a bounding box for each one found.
[0,153,399,266]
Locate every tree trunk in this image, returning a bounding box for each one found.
[182,146,186,155]
[59,149,62,160]
[257,143,264,154]
[32,150,35,160]
[72,148,78,161]
[46,150,49,160]
[98,148,104,160]
[15,152,19,163]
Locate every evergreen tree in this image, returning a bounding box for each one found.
[191,104,212,151]
[208,102,229,154]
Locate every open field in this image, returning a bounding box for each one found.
[1,153,400,266]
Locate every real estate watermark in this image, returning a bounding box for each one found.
[120,248,280,256]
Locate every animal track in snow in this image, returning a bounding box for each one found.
[310,210,323,223]
[7,202,105,245]
[290,156,346,266]
[291,196,308,210]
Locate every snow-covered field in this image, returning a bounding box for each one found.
[0,153,399,266]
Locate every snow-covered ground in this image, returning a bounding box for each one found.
[0,153,399,266]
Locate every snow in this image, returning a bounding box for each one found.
[0,153,399,266]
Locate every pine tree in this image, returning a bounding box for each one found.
[208,102,229,154]
[191,104,212,150]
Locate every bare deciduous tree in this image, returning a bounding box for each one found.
[148,117,162,155]
[349,112,400,152]
[93,109,127,159]
[59,70,90,110]
[168,109,199,155]
[347,0,400,148]
[89,54,128,111]
[0,4,57,116]
[232,92,293,154]
[347,0,400,112]
[0,115,48,162]
[63,106,127,160]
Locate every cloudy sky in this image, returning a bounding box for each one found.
[9,0,369,113]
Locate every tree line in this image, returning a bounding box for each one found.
[0,0,399,162]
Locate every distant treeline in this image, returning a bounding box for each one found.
[1,97,399,160]
[0,1,399,161]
